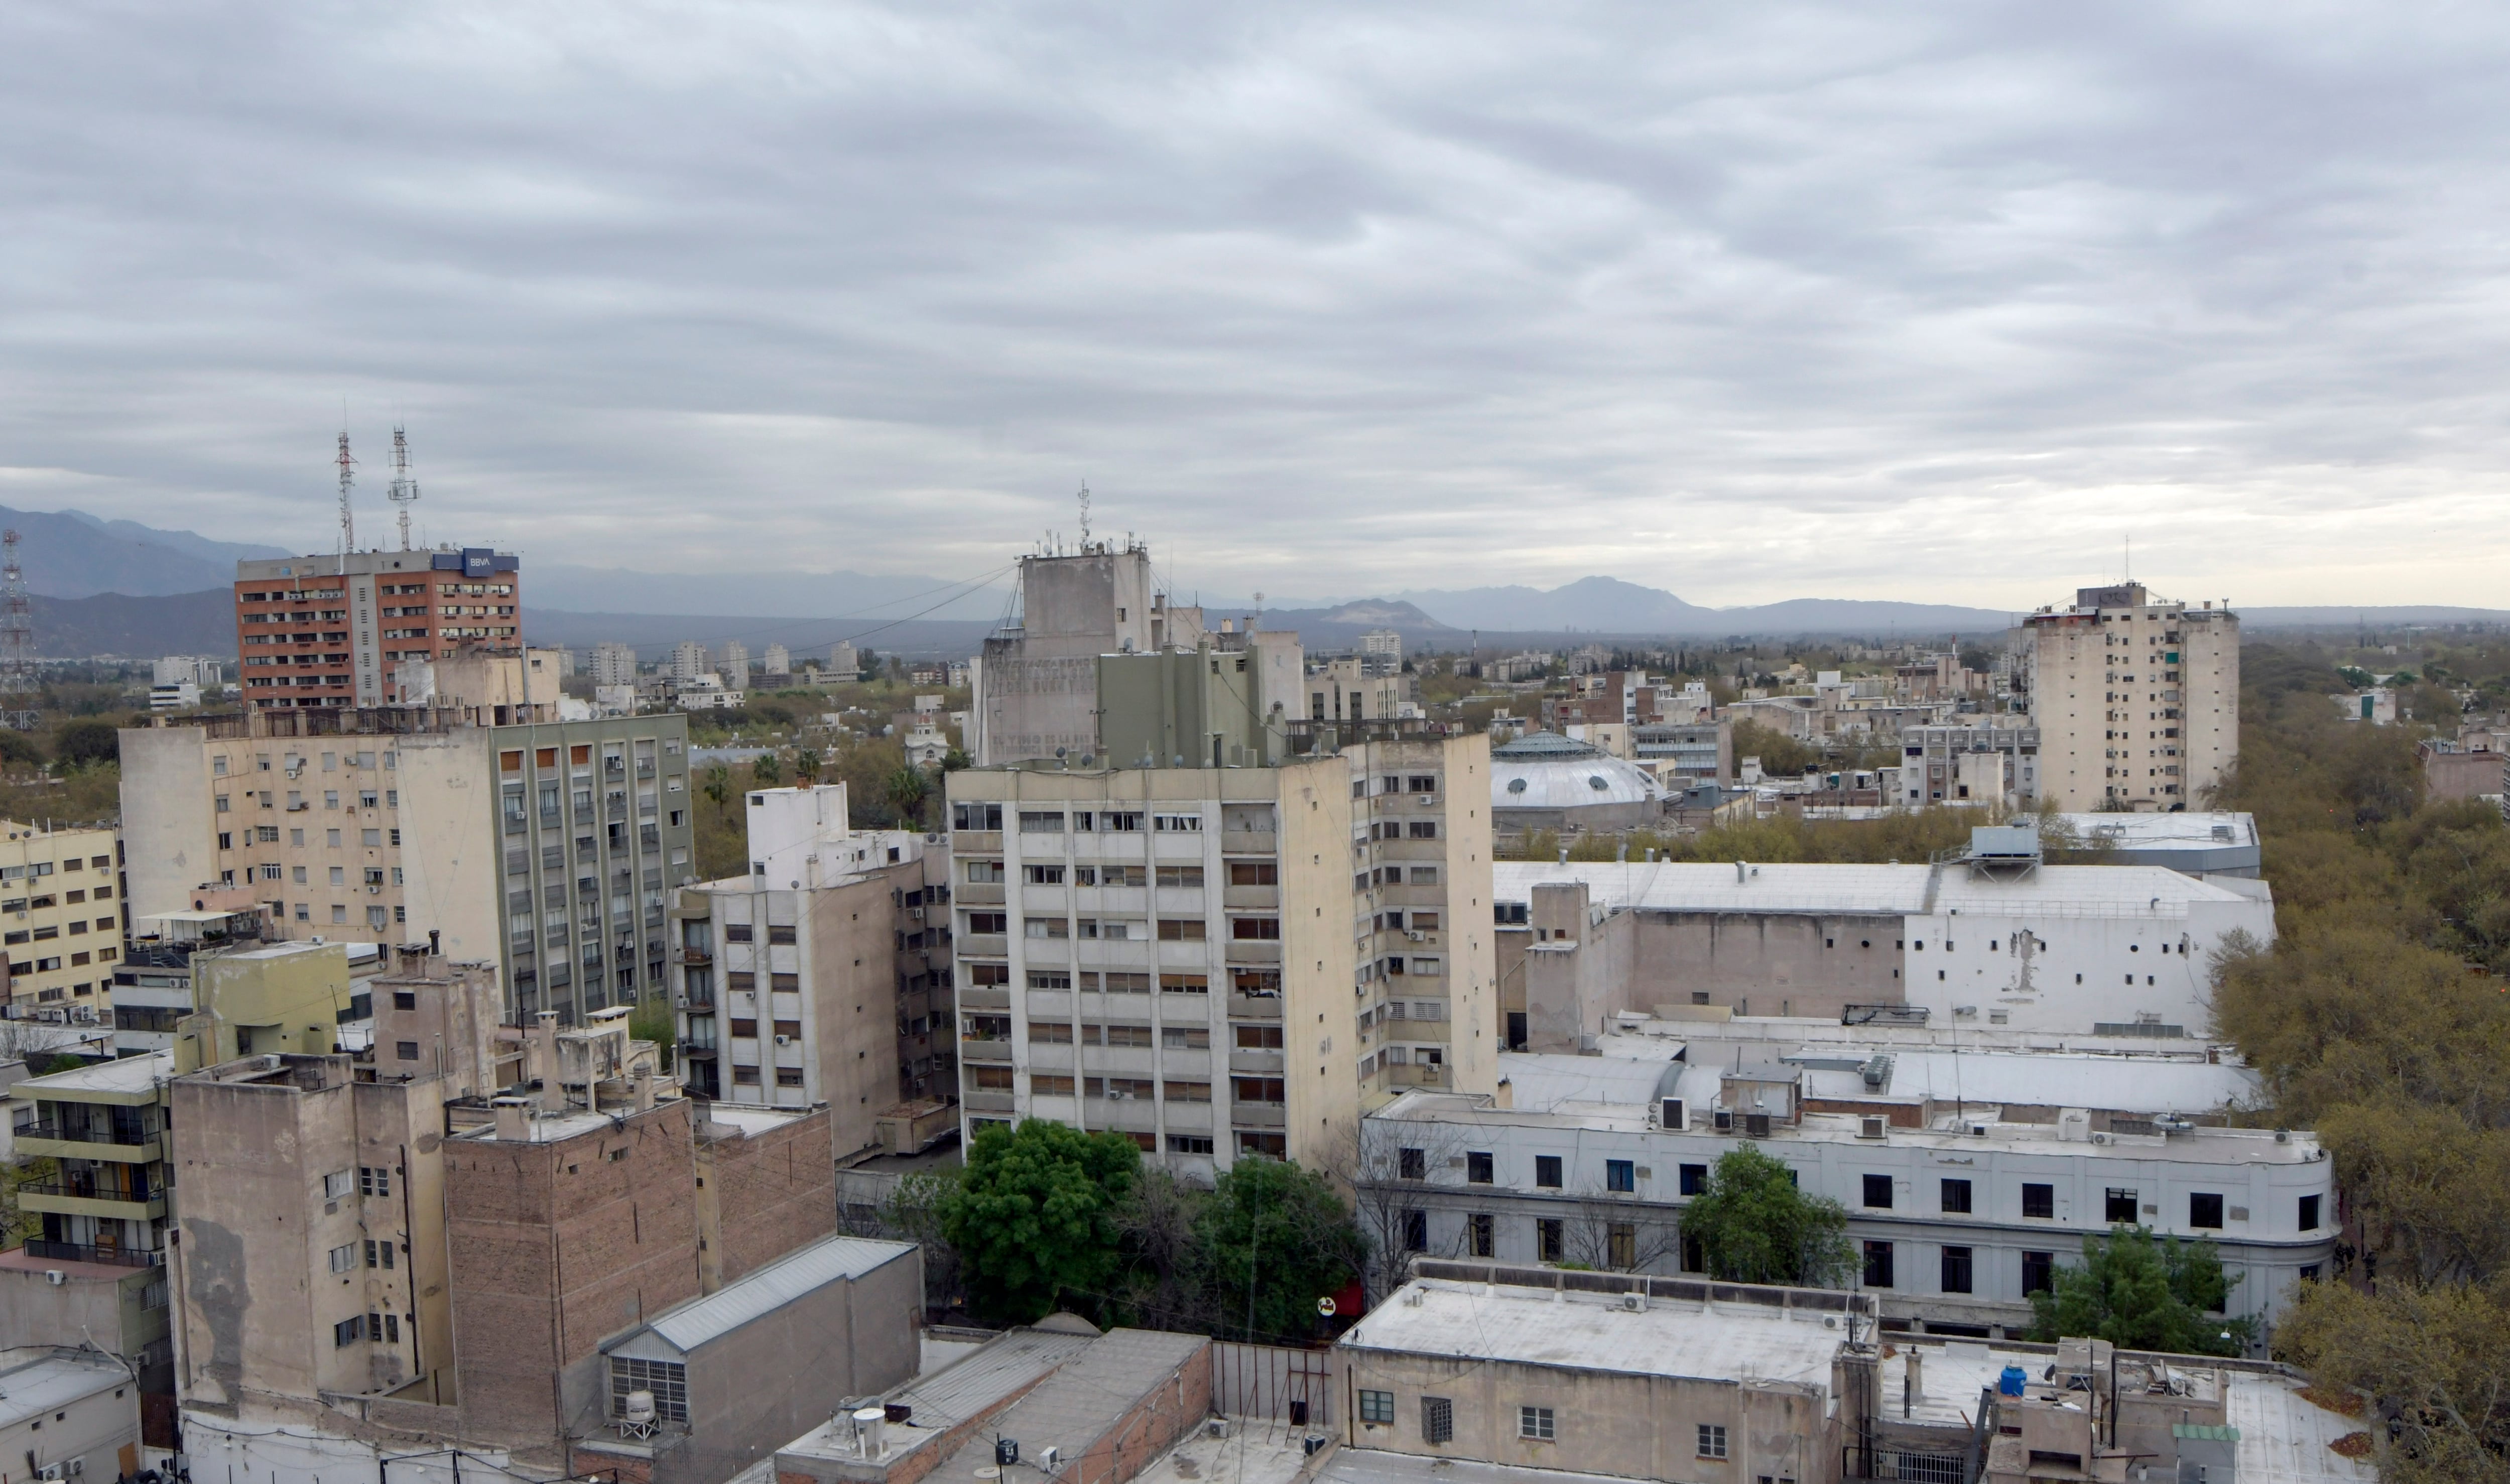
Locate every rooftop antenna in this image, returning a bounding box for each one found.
[387,425,421,551]
[1077,482,1092,549]
[335,428,358,568]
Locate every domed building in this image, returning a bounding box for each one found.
[1488,730,1663,833]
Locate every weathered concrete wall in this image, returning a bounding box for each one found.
[116,726,216,924]
[1630,911,1906,1021]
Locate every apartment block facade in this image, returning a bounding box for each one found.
[14,1052,175,1271]
[2023,584,2239,812]
[0,823,124,1022]
[668,786,955,1149]
[234,548,520,710]
[946,758,1359,1174]
[119,706,695,1023]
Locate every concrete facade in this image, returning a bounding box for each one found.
[235,547,520,710]
[970,546,1206,767]
[2023,584,2239,812]
[0,822,123,1023]
[0,1347,146,1484]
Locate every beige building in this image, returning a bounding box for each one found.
[119,703,695,1024]
[668,784,952,1147]
[969,544,1206,766]
[2022,583,2239,812]
[0,822,124,1023]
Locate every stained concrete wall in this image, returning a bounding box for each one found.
[703,1109,838,1286]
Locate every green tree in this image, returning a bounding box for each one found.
[2028,1225,2253,1356]
[794,748,823,785]
[701,762,732,819]
[1679,1146,1852,1286]
[751,752,783,787]
[886,765,931,828]
[52,720,117,768]
[44,1053,84,1074]
[1730,719,1819,777]
[1195,1156,1366,1343]
[0,729,39,769]
[940,1120,1140,1323]
[2276,1276,2510,1484]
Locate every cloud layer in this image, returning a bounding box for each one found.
[6,2,2509,608]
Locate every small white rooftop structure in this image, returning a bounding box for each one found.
[0,1347,137,1432]
[1340,1276,1848,1389]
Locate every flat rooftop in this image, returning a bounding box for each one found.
[16,1050,172,1098]
[777,1324,1098,1466]
[1494,859,2262,919]
[0,1349,135,1430]
[1605,1014,2241,1058]
[1341,1278,1841,1391]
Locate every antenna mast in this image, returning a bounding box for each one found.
[1078,482,1092,549]
[0,531,38,730]
[387,425,421,551]
[335,430,358,566]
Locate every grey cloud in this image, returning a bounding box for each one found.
[4,1,2508,611]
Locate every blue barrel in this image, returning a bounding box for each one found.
[1997,1365,2029,1397]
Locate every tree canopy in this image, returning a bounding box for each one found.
[940,1120,1140,1323]
[1679,1145,1851,1286]
[1195,1156,1366,1342]
[2029,1225,2252,1356]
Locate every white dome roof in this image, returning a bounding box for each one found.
[1489,731,1660,811]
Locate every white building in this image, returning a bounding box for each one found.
[0,1348,144,1484]
[829,641,858,679]
[2022,584,2239,812]
[670,641,709,683]
[721,641,750,692]
[763,643,792,678]
[673,675,743,710]
[1361,629,1403,661]
[1898,725,2039,807]
[149,680,201,712]
[1366,1046,2333,1340]
[591,642,638,687]
[155,655,224,688]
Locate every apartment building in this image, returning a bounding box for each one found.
[1305,656,1412,724]
[1898,724,2039,807]
[2022,583,2239,812]
[762,643,792,680]
[970,543,1205,766]
[1367,1046,2333,1340]
[0,822,123,1023]
[1629,718,1731,785]
[946,756,1359,1174]
[233,547,519,709]
[118,703,696,1023]
[13,1052,175,1271]
[720,641,750,691]
[591,642,639,687]
[670,641,708,683]
[668,785,955,1146]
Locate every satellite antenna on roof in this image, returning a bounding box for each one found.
[387,426,421,551]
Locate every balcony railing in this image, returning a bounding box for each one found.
[20,1179,159,1202]
[22,1122,153,1147]
[21,1240,161,1268]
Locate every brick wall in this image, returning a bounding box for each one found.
[445,1100,703,1445]
[1072,1343,1213,1484]
[708,1107,838,1283]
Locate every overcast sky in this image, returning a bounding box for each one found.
[6,2,2509,609]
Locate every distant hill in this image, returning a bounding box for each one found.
[34,589,236,658]
[0,506,287,598]
[528,564,1013,623]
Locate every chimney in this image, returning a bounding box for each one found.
[492,1096,531,1141]
[632,1071,655,1112]
[428,928,440,956]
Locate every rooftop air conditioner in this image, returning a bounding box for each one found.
[1859,1116,1886,1140]
[774,1034,791,1047]
[1713,1109,1733,1132]
[1744,1112,1772,1138]
[1659,1097,1685,1131]
[1619,1292,1645,1312]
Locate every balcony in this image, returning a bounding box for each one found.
[1229,1105,1287,1129]
[963,1090,1014,1113]
[1221,886,1279,910]
[20,1240,161,1269]
[959,933,1008,958]
[956,883,1005,907]
[959,1040,1013,1063]
[19,1183,167,1221]
[1223,941,1282,965]
[1220,831,1276,856]
[18,1124,161,1164]
[1227,1050,1285,1074]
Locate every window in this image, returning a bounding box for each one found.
[1942,1245,1973,1294]
[1697,1424,1727,1460]
[1232,1024,1283,1049]
[2190,1192,2224,1229]
[1167,1134,1214,1155]
[328,1243,357,1274]
[2022,1251,2055,1296]
[366,1239,397,1270]
[1538,1218,1564,1262]
[1231,1076,1286,1104]
[966,913,1007,934]
[1678,1163,1708,1197]
[1863,1174,1894,1209]
[2106,1188,2139,1223]
[334,1316,365,1347]
[1607,1223,1636,1269]
[1605,1159,1635,1193]
[1025,864,1065,885]
[1162,1081,1211,1102]
[1402,1210,1427,1251]
[611,1357,689,1424]
[1863,1240,1895,1288]
[1421,1397,1453,1445]
[2299,1193,2321,1232]
[1467,1151,1494,1184]
[1535,1155,1562,1189]
[1153,812,1201,832]
[322,1170,354,1200]
[1157,918,1206,941]
[397,1040,420,1061]
[1406,821,1438,839]
[1518,1406,1554,1441]
[1229,916,1280,940]
[951,802,1002,832]
[1358,1389,1395,1426]
[1227,861,1278,886]
[1399,1146,1426,1180]
[1942,1177,1972,1214]
[1156,865,1204,888]
[1469,1213,1494,1257]
[2023,1183,2055,1219]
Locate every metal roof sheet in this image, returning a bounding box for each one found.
[633,1234,916,1354]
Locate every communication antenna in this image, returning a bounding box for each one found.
[0,531,37,729]
[1077,482,1092,549]
[387,425,421,551]
[335,429,358,566]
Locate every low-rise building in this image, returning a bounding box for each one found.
[1365,1046,2330,1339]
[1898,724,2039,807]
[13,1052,175,1272]
[1629,718,1731,785]
[0,1347,146,1483]
[2419,735,2505,804]
[0,821,125,1025]
[1486,731,1661,834]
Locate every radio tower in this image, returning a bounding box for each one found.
[387,425,421,550]
[335,429,358,566]
[0,530,37,729]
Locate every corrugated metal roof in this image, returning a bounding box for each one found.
[633,1234,917,1354]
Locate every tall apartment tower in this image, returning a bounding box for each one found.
[968,543,1206,766]
[2022,584,2239,812]
[667,784,956,1146]
[720,641,751,691]
[947,640,1497,1175]
[590,642,638,687]
[233,548,520,709]
[670,641,709,683]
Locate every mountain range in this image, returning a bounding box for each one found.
[0,505,288,598]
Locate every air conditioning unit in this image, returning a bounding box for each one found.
[1659,1097,1685,1131]
[1859,1117,1886,1140]
[1619,1292,1645,1312]
[1205,1418,1232,1439]
[1406,931,1425,942]
[1712,1109,1733,1132]
[36,1464,63,1480]
[1744,1112,1772,1138]
[774,1035,792,1047]
[44,1269,64,1286]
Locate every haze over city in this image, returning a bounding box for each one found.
[8,4,2510,607]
